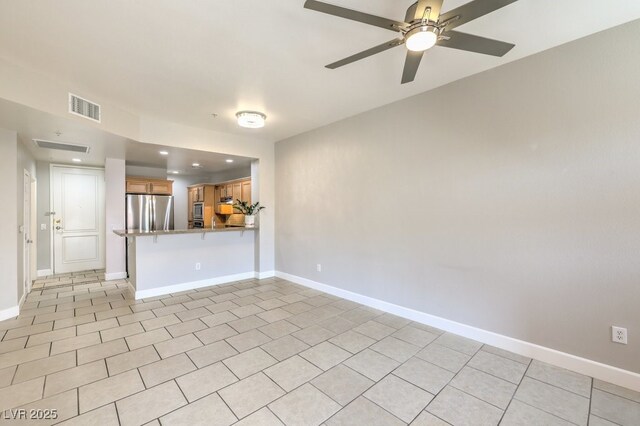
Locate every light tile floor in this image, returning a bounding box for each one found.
[0,271,638,425]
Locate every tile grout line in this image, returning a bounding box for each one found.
[587,375,594,426]
[497,354,533,424]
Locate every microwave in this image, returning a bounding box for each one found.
[193,202,204,220]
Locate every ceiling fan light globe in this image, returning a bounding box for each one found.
[405,27,438,52]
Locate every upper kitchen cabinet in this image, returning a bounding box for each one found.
[232,182,242,202]
[149,180,172,195]
[191,185,204,202]
[241,180,251,203]
[126,177,173,195]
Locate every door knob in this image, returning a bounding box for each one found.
[26,239,33,244]
[55,226,62,230]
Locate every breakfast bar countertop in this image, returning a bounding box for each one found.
[113,226,257,238]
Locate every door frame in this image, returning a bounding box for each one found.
[23,169,36,296]
[30,177,37,288]
[49,164,105,274]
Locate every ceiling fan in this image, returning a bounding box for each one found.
[304,0,518,84]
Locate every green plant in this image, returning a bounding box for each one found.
[233,200,266,216]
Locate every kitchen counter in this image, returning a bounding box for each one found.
[114,226,257,299]
[113,226,257,238]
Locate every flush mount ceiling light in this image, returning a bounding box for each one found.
[192,163,200,167]
[159,151,169,156]
[72,158,82,163]
[170,170,179,174]
[225,159,234,163]
[236,111,266,129]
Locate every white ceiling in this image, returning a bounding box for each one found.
[1,1,640,142]
[0,97,254,175]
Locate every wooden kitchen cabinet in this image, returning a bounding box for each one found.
[126,180,149,194]
[150,181,173,195]
[232,182,242,203]
[192,185,204,202]
[188,188,195,222]
[126,177,173,195]
[241,181,251,203]
[189,177,252,225]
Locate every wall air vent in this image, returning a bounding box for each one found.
[68,93,101,122]
[33,139,90,154]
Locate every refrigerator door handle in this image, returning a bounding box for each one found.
[150,196,156,231]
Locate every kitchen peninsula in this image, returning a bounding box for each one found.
[114,226,257,299]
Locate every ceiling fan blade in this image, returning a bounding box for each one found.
[401,50,424,84]
[326,38,404,69]
[439,0,518,31]
[438,30,514,56]
[410,0,444,22]
[304,0,408,32]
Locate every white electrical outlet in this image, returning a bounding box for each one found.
[317,264,322,272]
[195,263,201,271]
[40,224,47,231]
[612,326,628,344]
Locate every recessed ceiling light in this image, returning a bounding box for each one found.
[159,150,169,156]
[192,163,200,167]
[72,158,82,163]
[236,111,266,129]
[225,159,234,163]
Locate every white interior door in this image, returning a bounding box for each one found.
[23,170,32,296]
[52,166,105,273]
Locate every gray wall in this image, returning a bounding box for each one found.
[210,166,251,183]
[125,165,167,179]
[105,158,126,277]
[36,161,51,272]
[171,175,204,229]
[275,21,640,373]
[131,231,255,292]
[0,129,18,312]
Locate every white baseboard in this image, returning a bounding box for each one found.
[134,272,257,300]
[0,305,20,322]
[37,269,52,278]
[18,291,26,309]
[275,271,640,393]
[105,272,128,281]
[256,270,275,279]
[126,281,136,298]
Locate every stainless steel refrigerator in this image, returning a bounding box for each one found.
[125,194,174,276]
[126,194,174,232]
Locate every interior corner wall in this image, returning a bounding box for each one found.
[0,128,19,313]
[171,174,203,229]
[275,20,640,374]
[105,158,126,278]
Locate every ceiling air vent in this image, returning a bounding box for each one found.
[33,139,91,154]
[68,93,101,122]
